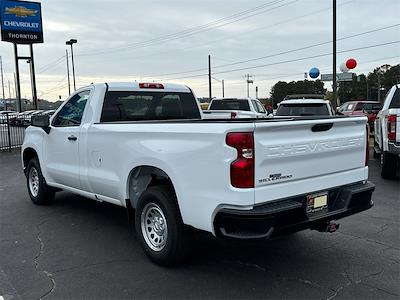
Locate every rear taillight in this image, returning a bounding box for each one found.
[387,114,397,141]
[139,83,164,89]
[226,132,254,188]
[365,124,369,166]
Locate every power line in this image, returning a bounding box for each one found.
[36,55,65,74]
[76,0,296,57]
[92,1,349,66]
[149,23,400,78]
[161,40,400,81]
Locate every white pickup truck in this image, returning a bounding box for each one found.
[374,84,400,179]
[23,82,374,265]
[203,98,269,119]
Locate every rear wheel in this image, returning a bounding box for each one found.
[381,152,398,179]
[26,157,55,205]
[373,141,380,159]
[135,186,190,266]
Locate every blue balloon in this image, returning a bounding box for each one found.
[309,67,320,79]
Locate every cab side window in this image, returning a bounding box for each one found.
[53,91,90,127]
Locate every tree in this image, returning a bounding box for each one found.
[270,80,326,108]
[337,64,399,103]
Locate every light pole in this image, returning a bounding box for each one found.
[66,49,71,95]
[66,39,77,91]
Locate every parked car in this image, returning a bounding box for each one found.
[275,99,335,117]
[203,98,269,118]
[23,82,374,266]
[338,101,382,131]
[373,84,400,179]
[22,110,45,126]
[13,110,37,126]
[0,110,16,124]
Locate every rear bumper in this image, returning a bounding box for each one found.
[388,142,400,155]
[213,181,375,240]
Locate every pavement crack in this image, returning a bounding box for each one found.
[326,286,343,300]
[360,282,400,297]
[33,220,56,300]
[222,259,267,272]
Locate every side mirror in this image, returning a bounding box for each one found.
[31,115,51,134]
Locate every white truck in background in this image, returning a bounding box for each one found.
[275,99,335,117]
[203,98,269,119]
[374,84,400,179]
[22,82,374,266]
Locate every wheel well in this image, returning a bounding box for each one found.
[126,166,177,209]
[23,148,38,169]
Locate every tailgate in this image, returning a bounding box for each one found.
[254,117,368,204]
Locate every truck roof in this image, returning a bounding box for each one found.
[99,82,192,93]
[211,98,256,101]
[279,99,330,104]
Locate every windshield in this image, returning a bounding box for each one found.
[340,103,355,112]
[209,100,250,111]
[276,103,329,116]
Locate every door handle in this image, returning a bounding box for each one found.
[67,135,77,141]
[311,123,333,132]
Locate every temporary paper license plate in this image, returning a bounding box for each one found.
[307,192,328,214]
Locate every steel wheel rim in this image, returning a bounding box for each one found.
[28,167,40,197]
[141,202,168,252]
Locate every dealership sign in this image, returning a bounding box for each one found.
[0,0,43,44]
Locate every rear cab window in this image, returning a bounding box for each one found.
[276,103,329,116]
[209,100,250,111]
[100,91,201,122]
[389,88,400,109]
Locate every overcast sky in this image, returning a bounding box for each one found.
[0,0,399,101]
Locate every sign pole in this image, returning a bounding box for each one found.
[0,56,6,110]
[29,44,38,109]
[13,43,22,112]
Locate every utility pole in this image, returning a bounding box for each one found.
[366,78,369,100]
[245,74,253,97]
[8,80,11,98]
[208,55,212,100]
[0,56,6,110]
[222,79,225,98]
[255,86,258,99]
[377,72,381,102]
[332,0,338,107]
[66,49,71,96]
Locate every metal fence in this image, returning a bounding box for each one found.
[0,113,27,151]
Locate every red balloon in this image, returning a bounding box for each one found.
[346,58,357,69]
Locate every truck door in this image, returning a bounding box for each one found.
[44,90,90,189]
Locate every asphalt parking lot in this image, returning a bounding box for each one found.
[0,150,399,300]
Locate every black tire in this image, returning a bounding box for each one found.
[26,157,55,205]
[135,186,190,266]
[381,152,398,179]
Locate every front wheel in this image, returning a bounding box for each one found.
[26,158,55,205]
[135,186,190,266]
